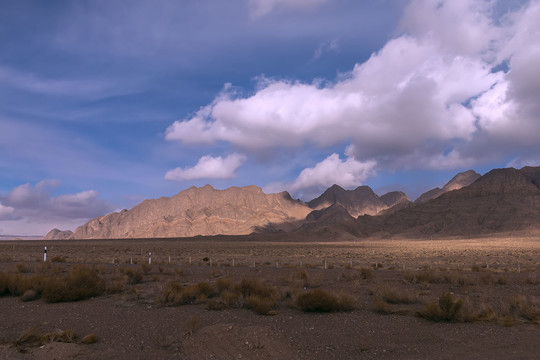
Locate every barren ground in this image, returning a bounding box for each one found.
[1,235,539,359]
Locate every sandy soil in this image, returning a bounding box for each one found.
[0,236,539,359]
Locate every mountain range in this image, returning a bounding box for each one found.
[45,166,540,240]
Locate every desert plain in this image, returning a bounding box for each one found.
[1,234,539,359]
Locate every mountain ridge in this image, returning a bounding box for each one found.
[45,166,540,240]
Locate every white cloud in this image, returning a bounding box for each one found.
[247,0,329,18]
[265,153,376,199]
[0,181,113,235]
[167,0,539,172]
[0,203,16,220]
[313,39,339,60]
[165,153,247,181]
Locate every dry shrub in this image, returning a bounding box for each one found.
[4,273,47,298]
[15,263,31,273]
[80,333,99,344]
[14,326,43,350]
[42,265,105,303]
[244,295,277,315]
[238,278,278,315]
[296,288,355,312]
[359,267,373,280]
[0,271,10,295]
[21,289,38,302]
[51,255,67,263]
[507,295,540,322]
[140,263,152,275]
[373,297,393,314]
[500,316,515,327]
[123,268,144,284]
[414,270,445,284]
[377,285,418,305]
[160,281,214,306]
[221,290,241,308]
[216,277,233,293]
[418,293,468,322]
[106,275,126,294]
[239,278,274,298]
[474,305,498,322]
[14,327,80,352]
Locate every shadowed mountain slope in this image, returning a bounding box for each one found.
[307,185,388,217]
[352,167,540,237]
[415,170,481,203]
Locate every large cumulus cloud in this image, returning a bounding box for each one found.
[166,0,540,195]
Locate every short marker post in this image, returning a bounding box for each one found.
[43,246,47,262]
[149,252,152,265]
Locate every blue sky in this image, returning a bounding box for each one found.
[1,0,539,235]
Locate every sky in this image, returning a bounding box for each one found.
[1,0,539,236]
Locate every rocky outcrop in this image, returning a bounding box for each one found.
[415,170,481,203]
[307,185,388,217]
[43,228,74,240]
[71,185,311,239]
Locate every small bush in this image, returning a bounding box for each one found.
[245,295,277,315]
[373,297,393,314]
[123,268,144,284]
[42,265,105,303]
[239,278,275,298]
[418,293,466,322]
[359,267,373,280]
[21,289,38,302]
[0,271,10,295]
[16,263,31,273]
[160,281,215,306]
[51,256,67,263]
[296,288,355,312]
[216,278,233,293]
[378,285,418,305]
[80,333,99,344]
[140,263,152,275]
[508,295,540,322]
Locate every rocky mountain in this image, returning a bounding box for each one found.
[43,228,73,240]
[305,203,355,225]
[380,191,411,208]
[415,170,481,203]
[307,185,388,217]
[70,185,311,239]
[351,166,540,237]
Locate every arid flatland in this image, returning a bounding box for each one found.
[1,235,539,359]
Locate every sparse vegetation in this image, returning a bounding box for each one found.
[296,288,355,312]
[42,265,105,303]
[418,293,469,322]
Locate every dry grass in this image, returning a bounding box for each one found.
[42,265,105,303]
[295,288,355,312]
[376,285,418,305]
[13,327,81,352]
[418,293,470,322]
